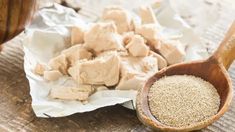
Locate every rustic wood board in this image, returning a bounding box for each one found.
[0,1,235,132]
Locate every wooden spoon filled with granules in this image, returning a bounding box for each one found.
[136,21,235,132]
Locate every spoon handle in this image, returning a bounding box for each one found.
[211,21,235,70]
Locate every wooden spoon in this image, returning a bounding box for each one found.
[136,21,235,132]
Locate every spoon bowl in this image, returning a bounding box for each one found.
[136,21,235,131]
[137,60,232,131]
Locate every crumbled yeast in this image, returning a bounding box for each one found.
[148,75,220,127]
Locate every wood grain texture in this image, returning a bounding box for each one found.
[212,21,235,69]
[0,1,235,132]
[0,0,37,44]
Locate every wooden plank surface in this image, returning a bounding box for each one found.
[0,1,235,132]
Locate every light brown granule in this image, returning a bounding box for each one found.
[34,63,45,76]
[148,75,220,127]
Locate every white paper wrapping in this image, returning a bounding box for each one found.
[23,3,207,117]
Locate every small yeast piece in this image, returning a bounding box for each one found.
[116,74,146,90]
[102,6,133,34]
[62,45,92,66]
[122,31,135,45]
[157,40,186,65]
[49,84,94,101]
[135,24,161,48]
[126,35,149,57]
[116,56,158,90]
[139,6,158,24]
[71,26,85,45]
[50,87,89,101]
[68,51,120,86]
[48,54,68,75]
[84,22,124,54]
[34,63,46,76]
[44,70,63,81]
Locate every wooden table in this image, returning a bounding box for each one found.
[0,1,235,131]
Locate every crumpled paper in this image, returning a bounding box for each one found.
[23,3,207,117]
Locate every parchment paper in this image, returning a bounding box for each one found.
[23,3,207,117]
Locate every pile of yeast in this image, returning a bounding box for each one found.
[149,75,220,127]
[34,6,186,101]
